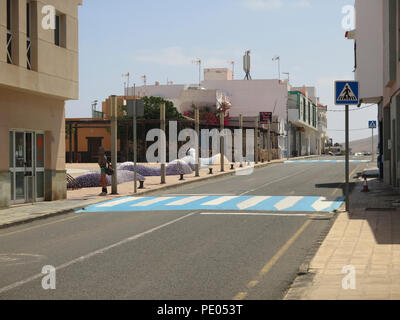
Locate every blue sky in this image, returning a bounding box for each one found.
[67,0,377,143]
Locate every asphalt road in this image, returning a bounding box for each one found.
[0,156,369,300]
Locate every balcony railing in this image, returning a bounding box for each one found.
[6,30,12,64]
[27,37,32,70]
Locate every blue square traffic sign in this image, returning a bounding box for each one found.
[369,121,377,129]
[335,81,359,105]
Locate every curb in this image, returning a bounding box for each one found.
[0,155,320,230]
[282,211,340,300]
[0,208,81,230]
[297,211,339,275]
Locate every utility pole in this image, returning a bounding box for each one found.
[133,99,137,194]
[239,114,243,168]
[220,110,225,172]
[255,117,259,164]
[160,103,166,184]
[195,107,200,177]
[111,95,118,195]
[287,102,290,159]
[267,119,271,162]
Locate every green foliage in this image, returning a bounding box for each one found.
[141,96,184,120]
[117,96,183,121]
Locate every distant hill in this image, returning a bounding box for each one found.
[347,136,378,153]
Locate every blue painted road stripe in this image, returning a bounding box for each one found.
[76,196,344,213]
[285,160,370,164]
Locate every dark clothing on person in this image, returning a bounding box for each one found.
[98,155,108,169]
[98,151,108,194]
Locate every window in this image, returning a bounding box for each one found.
[6,0,12,64]
[313,106,316,127]
[54,13,67,48]
[55,14,60,46]
[298,95,301,119]
[384,0,397,85]
[308,102,311,124]
[303,98,306,122]
[354,41,357,71]
[398,0,400,60]
[26,1,31,69]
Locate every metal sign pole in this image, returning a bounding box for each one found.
[345,104,350,212]
[335,81,359,213]
[372,126,374,163]
[195,107,200,177]
[133,100,137,194]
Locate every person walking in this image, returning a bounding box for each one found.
[98,146,108,196]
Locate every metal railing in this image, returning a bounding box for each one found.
[6,30,12,64]
[27,38,32,70]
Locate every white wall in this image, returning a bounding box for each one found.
[128,84,185,100]
[202,79,289,119]
[204,68,233,81]
[354,0,384,102]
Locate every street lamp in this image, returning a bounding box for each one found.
[122,72,130,95]
[192,58,202,86]
[282,72,290,83]
[272,56,281,81]
[91,100,98,118]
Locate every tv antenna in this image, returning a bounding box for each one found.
[122,72,130,95]
[91,100,98,117]
[243,51,252,80]
[228,60,235,79]
[141,74,147,86]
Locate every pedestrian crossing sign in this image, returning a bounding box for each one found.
[335,81,359,105]
[369,121,377,129]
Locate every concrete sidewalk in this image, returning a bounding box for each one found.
[285,177,400,300]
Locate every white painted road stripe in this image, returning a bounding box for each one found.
[131,197,174,207]
[200,212,309,217]
[201,196,237,206]
[0,212,196,295]
[274,197,304,211]
[312,197,336,211]
[97,197,143,208]
[166,196,207,206]
[237,196,271,210]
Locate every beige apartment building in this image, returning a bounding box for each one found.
[0,0,82,207]
[348,0,400,187]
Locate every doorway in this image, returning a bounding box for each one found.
[9,131,45,204]
[87,137,103,163]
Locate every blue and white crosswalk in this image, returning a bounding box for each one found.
[77,195,345,213]
[285,160,370,164]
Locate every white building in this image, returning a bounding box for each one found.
[127,68,327,158]
[347,0,399,186]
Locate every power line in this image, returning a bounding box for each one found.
[327,104,376,112]
[328,128,373,132]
